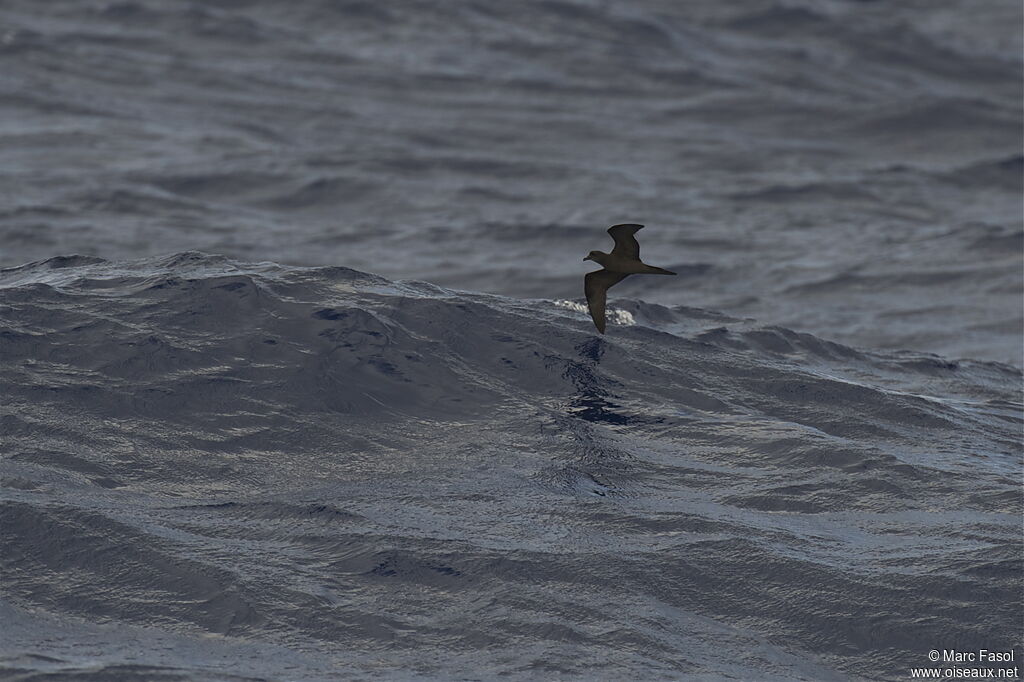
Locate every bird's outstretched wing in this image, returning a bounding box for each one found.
[584,269,629,334]
[607,223,644,259]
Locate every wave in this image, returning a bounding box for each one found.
[1,253,1019,680]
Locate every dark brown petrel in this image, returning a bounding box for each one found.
[583,224,676,334]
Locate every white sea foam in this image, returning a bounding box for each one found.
[554,298,636,328]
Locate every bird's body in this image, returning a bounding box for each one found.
[583,224,675,334]
[585,251,675,275]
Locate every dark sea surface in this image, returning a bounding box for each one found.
[1,0,1021,362]
[0,1,1022,681]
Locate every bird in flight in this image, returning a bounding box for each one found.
[583,224,676,334]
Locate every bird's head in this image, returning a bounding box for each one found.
[583,250,604,263]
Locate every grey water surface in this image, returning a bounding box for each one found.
[1,0,1021,362]
[0,1,1022,681]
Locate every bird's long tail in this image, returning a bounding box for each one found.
[644,266,676,275]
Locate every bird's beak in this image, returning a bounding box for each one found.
[583,256,591,261]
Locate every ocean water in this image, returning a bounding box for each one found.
[2,254,1021,681]
[0,0,1021,363]
[1,1,1022,681]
